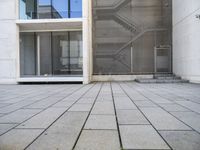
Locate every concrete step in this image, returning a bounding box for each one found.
[154,73,175,78]
[154,76,181,80]
[135,79,189,84]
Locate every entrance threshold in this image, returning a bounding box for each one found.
[17,76,83,83]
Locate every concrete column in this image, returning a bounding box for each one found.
[0,0,18,84]
[82,0,92,84]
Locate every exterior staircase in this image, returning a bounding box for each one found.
[135,74,189,83]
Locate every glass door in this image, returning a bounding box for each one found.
[52,31,83,75]
[37,32,52,76]
[52,32,69,75]
[154,46,171,73]
[69,32,83,75]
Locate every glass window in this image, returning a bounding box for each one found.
[38,0,51,5]
[37,0,51,19]
[20,31,83,77]
[20,0,37,19]
[70,0,82,18]
[38,32,52,75]
[20,0,82,19]
[52,32,70,75]
[52,32,83,75]
[69,32,83,74]
[20,32,36,76]
[52,0,69,18]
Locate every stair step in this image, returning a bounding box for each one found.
[154,73,175,77]
[155,76,181,80]
[135,79,189,84]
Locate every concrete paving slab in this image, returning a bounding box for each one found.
[176,101,200,113]
[148,97,174,104]
[27,112,88,150]
[85,115,117,130]
[113,93,127,97]
[51,101,74,108]
[17,108,67,129]
[68,104,92,112]
[0,129,44,150]
[0,100,39,114]
[77,98,95,104]
[74,130,120,150]
[0,83,199,149]
[120,125,170,150]
[117,109,149,125]
[0,103,11,108]
[0,124,17,135]
[160,131,200,150]
[24,96,64,109]
[159,103,190,112]
[96,96,112,101]
[91,101,115,115]
[114,97,137,110]
[134,100,158,107]
[0,109,42,124]
[172,111,200,132]
[0,113,5,117]
[141,107,191,130]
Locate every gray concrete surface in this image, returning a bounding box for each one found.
[0,82,200,150]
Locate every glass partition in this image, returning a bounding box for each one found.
[70,0,82,18]
[69,32,83,74]
[52,0,69,18]
[93,0,172,75]
[20,32,36,76]
[20,0,37,19]
[20,31,83,77]
[52,32,69,75]
[37,0,51,19]
[38,32,52,75]
[19,0,82,19]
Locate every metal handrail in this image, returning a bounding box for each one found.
[94,0,131,11]
[114,28,168,55]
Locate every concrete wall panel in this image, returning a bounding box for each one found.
[0,0,18,83]
[173,1,200,83]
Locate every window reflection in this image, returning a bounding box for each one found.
[38,0,51,19]
[20,31,83,77]
[52,0,68,18]
[70,0,82,18]
[19,0,82,19]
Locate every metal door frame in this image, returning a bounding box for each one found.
[154,46,172,73]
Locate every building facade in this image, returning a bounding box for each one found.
[0,0,200,84]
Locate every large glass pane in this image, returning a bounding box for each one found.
[20,0,82,19]
[20,32,36,76]
[52,32,70,75]
[52,0,68,18]
[37,0,51,19]
[93,0,172,75]
[70,0,82,18]
[69,31,83,74]
[20,0,37,19]
[38,32,52,76]
[20,31,82,77]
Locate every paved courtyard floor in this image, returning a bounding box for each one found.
[0,82,200,150]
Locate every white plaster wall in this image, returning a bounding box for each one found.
[173,0,200,83]
[0,0,18,83]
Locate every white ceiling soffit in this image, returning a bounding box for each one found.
[16,19,82,32]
